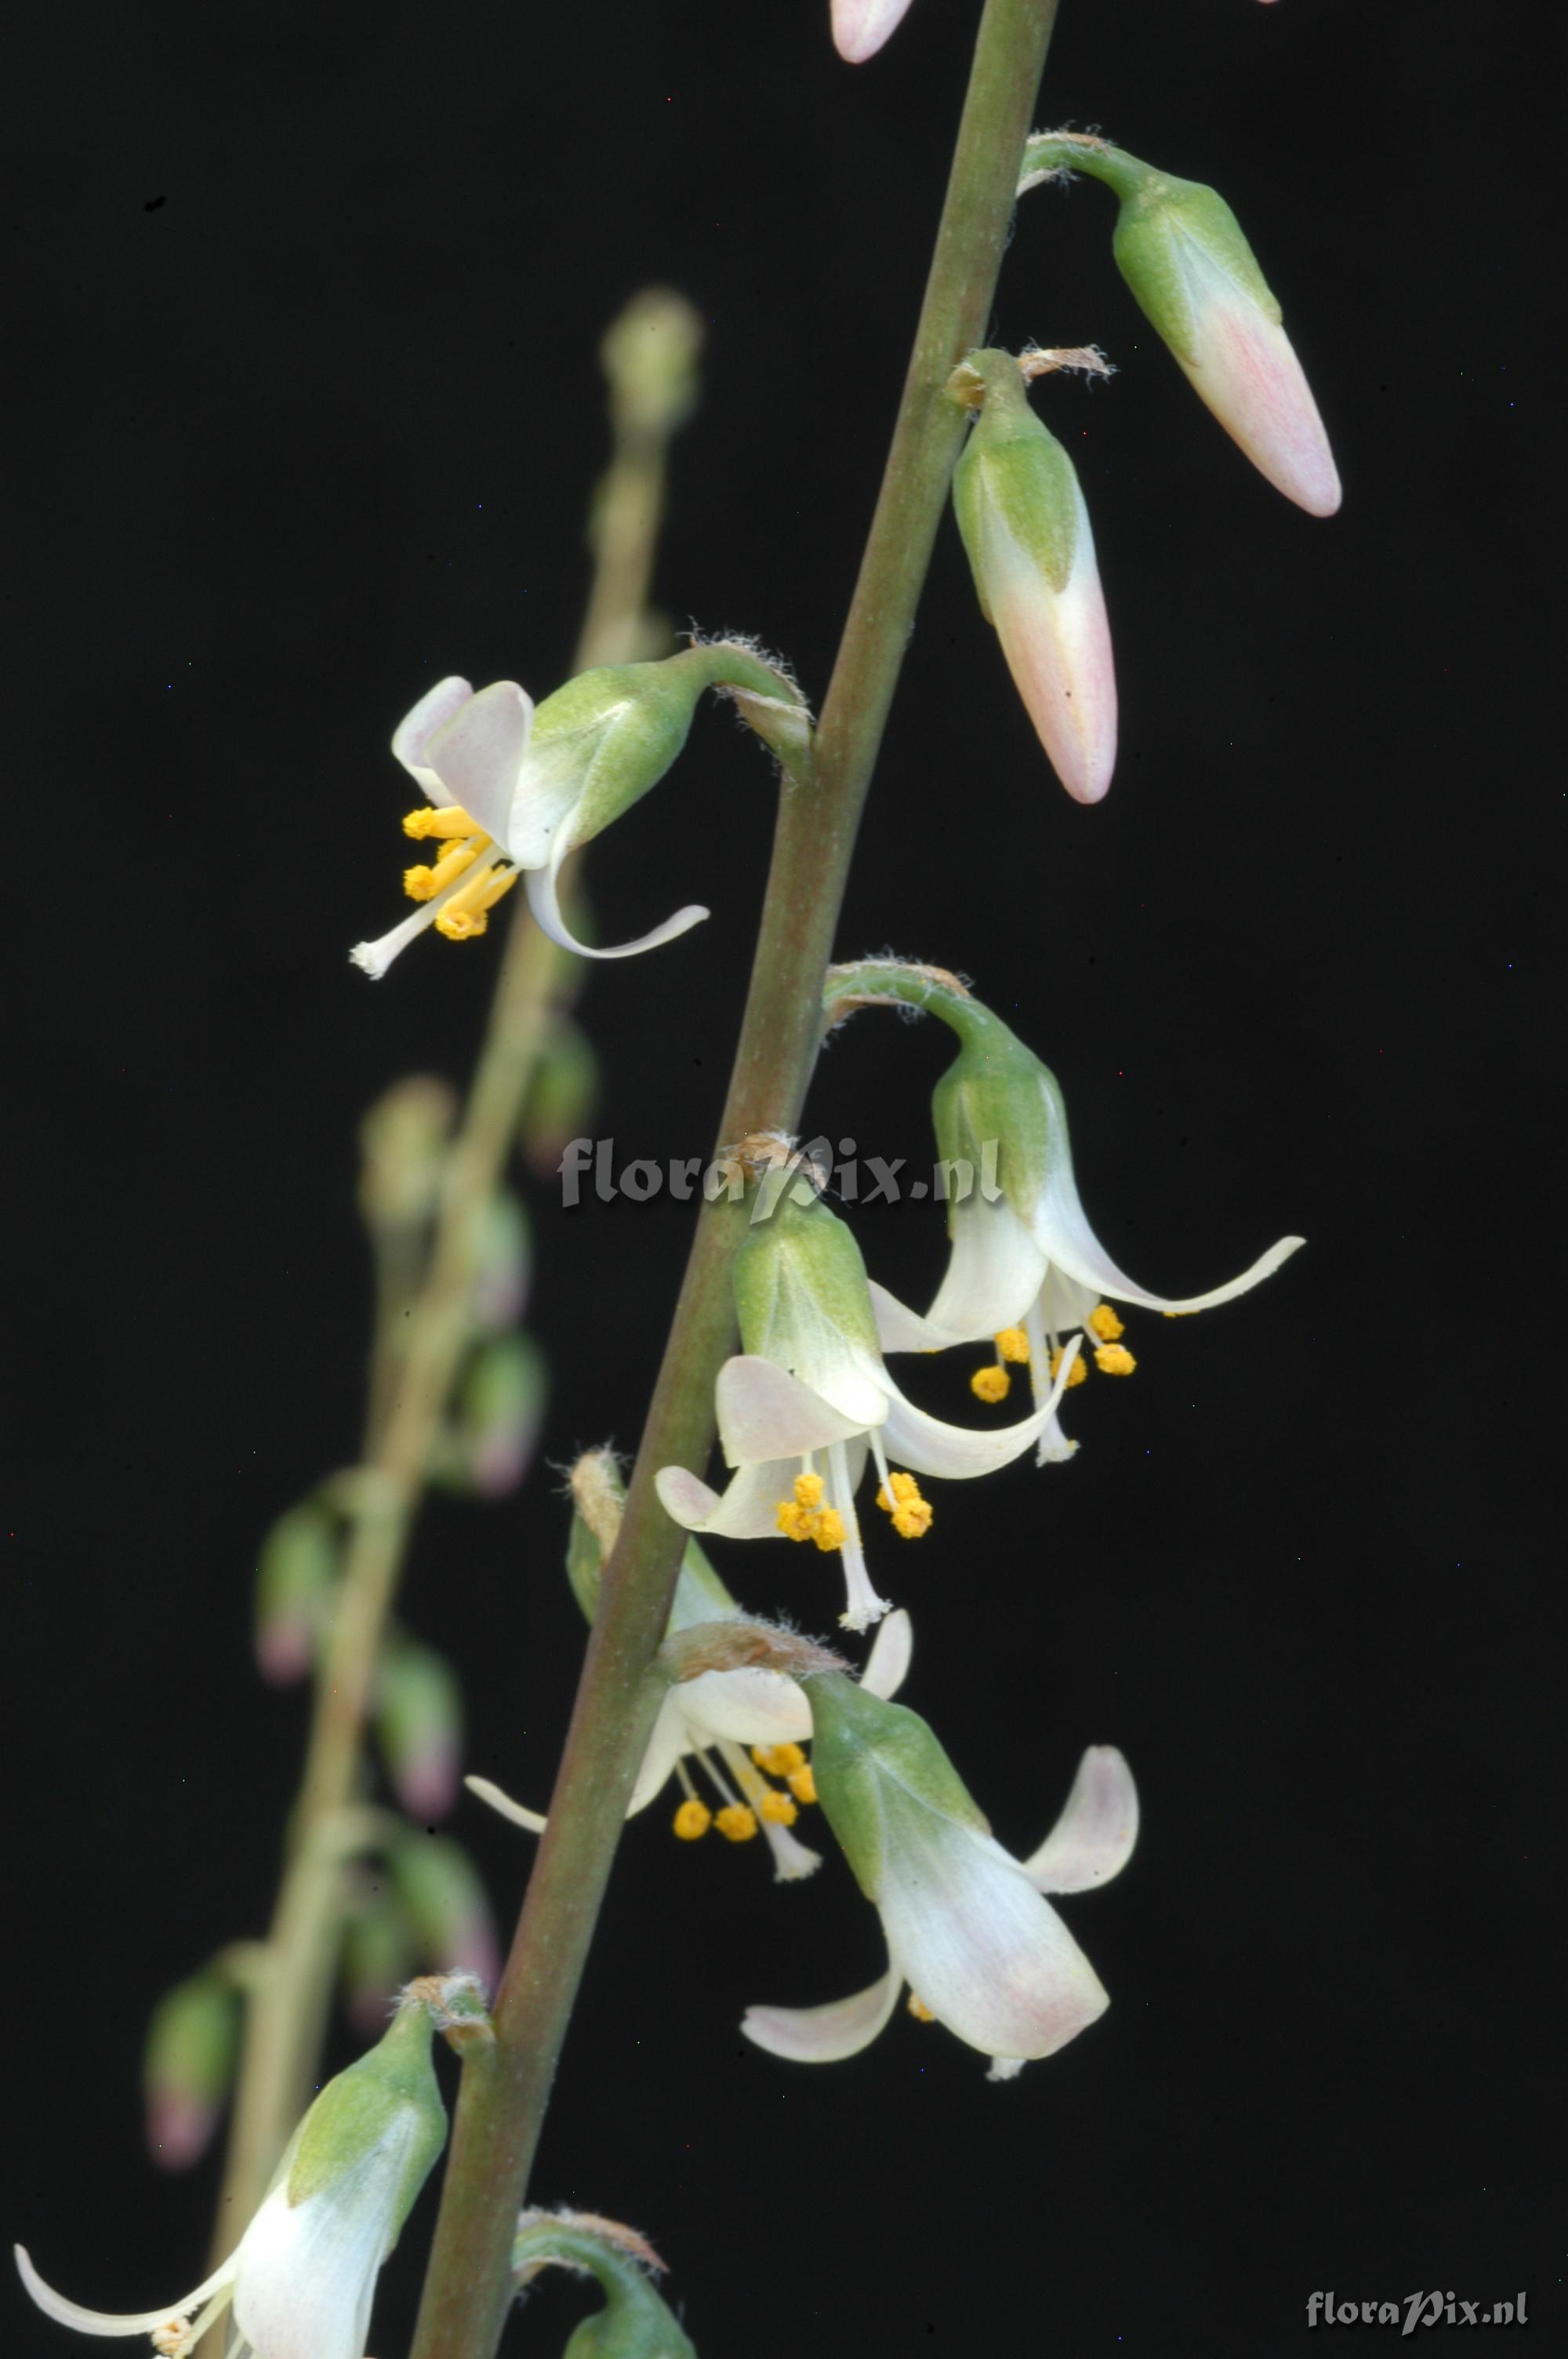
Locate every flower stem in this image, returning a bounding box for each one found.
[202,302,696,2286]
[408,5,1063,2352]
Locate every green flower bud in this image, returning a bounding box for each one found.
[357,1074,457,1232]
[388,1832,499,1991]
[521,1018,601,1179]
[512,2214,698,2359]
[143,1971,241,2171]
[254,1502,339,1685]
[376,1636,464,1820]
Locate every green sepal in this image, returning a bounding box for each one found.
[511,2220,698,2359]
[953,351,1080,600]
[927,998,1062,1235]
[1110,168,1280,365]
[284,1997,447,2241]
[731,1181,884,1381]
[801,1672,990,1903]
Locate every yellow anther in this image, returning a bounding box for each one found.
[714,1805,758,1844]
[793,1471,825,1509]
[1087,1303,1125,1342]
[811,1506,846,1551]
[752,1742,806,1776]
[759,1790,799,1826]
[906,1994,936,2023]
[996,1326,1031,1363]
[970,1364,1011,1404]
[405,838,480,902]
[775,1499,813,1542]
[433,859,518,941]
[672,1798,712,1841]
[435,905,489,940]
[403,804,485,841]
[1050,1347,1088,1388]
[1094,1343,1138,1376]
[876,1471,931,1537]
[786,1763,818,1805]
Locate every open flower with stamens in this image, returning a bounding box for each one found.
[653,1161,1082,1627]
[350,641,811,976]
[950,347,1116,805]
[470,1445,916,1884]
[831,0,914,61]
[743,1673,1137,2079]
[1018,132,1340,516]
[15,1978,469,2359]
[824,963,1304,1463]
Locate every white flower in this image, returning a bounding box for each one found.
[654,1168,1081,1627]
[16,1986,455,2359]
[743,1678,1138,2079]
[831,0,915,62]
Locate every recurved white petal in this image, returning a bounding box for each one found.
[524,838,709,962]
[390,676,476,801]
[232,2122,415,2359]
[655,1459,787,1540]
[870,1195,1047,1355]
[715,1356,876,1465]
[877,1336,1080,1478]
[421,679,534,844]
[13,2246,238,2339]
[464,1773,547,1834]
[878,1821,1108,2063]
[1018,1746,1140,1893]
[679,1664,814,1750]
[860,1605,913,1700]
[742,1965,902,2062]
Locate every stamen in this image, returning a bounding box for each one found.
[151,2322,195,2359]
[673,1798,711,1841]
[971,1363,1011,1404]
[1094,1343,1137,1376]
[403,804,485,841]
[996,1326,1031,1363]
[350,846,508,978]
[786,1762,818,1805]
[775,1499,813,1540]
[435,862,518,942]
[1049,1346,1088,1389]
[876,1470,932,1539]
[811,1506,846,1551]
[405,838,480,902]
[829,1438,890,1630]
[752,1743,806,1776]
[1087,1303,1125,1342]
[793,1470,824,1509]
[719,1739,822,1880]
[758,1790,798,1826]
[906,1994,936,2023]
[714,1804,759,1842]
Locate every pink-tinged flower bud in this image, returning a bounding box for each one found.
[376,1636,464,1821]
[143,1972,240,2172]
[253,1503,338,1685]
[390,1833,501,1995]
[831,0,914,62]
[951,351,1116,805]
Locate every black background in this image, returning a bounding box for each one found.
[5,2,1558,2354]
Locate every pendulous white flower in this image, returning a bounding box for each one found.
[350,642,811,976]
[15,1977,474,2359]
[831,0,915,61]
[471,1443,917,1882]
[743,1672,1137,2079]
[824,963,1303,1463]
[1018,132,1340,516]
[653,1156,1082,1627]
[951,348,1117,805]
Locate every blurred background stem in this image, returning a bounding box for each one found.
[201,289,703,2295]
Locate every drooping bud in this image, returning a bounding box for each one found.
[950,349,1116,804]
[445,1334,548,1499]
[357,1074,458,1234]
[1018,132,1340,515]
[388,1832,500,1994]
[143,1971,241,2171]
[831,0,915,64]
[376,1637,465,1820]
[511,2211,696,2359]
[521,1019,601,1179]
[342,1893,416,2036]
[600,288,704,444]
[253,1503,339,1685]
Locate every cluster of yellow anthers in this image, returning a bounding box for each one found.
[401,804,518,942]
[773,1467,933,1548]
[969,1305,1136,1403]
[672,1743,819,1846]
[876,1470,934,1538]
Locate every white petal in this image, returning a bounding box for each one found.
[626,1692,698,1816]
[422,681,535,844]
[1018,1746,1140,1893]
[655,1459,794,1540]
[860,1606,913,1701]
[1178,284,1341,517]
[390,676,474,801]
[679,1665,813,1749]
[926,1196,1049,1341]
[877,1337,1080,1479]
[742,1966,902,2063]
[983,488,1117,805]
[233,2121,416,2359]
[14,2247,238,2339]
[831,0,915,61]
[524,842,708,961]
[715,1356,873,1466]
[878,1823,1108,2063]
[464,1773,546,1835]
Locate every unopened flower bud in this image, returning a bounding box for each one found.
[511,2212,696,2359]
[831,0,915,64]
[389,1832,500,1994]
[521,1020,601,1179]
[951,350,1116,804]
[452,1334,548,1499]
[253,1503,338,1685]
[601,288,704,443]
[358,1074,458,1233]
[376,1636,464,1820]
[143,1972,241,2172]
[470,1190,533,1334]
[342,1894,415,2036]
